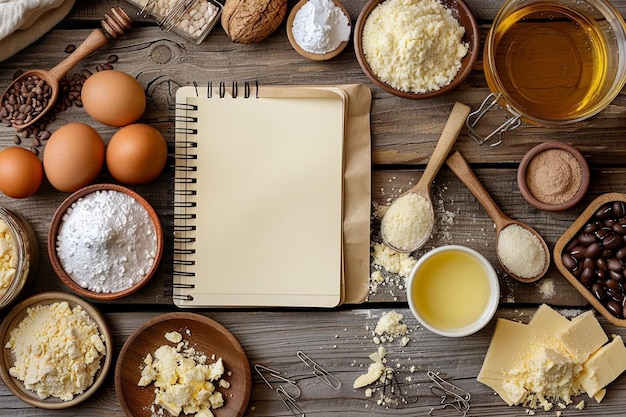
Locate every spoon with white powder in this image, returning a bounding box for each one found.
[381,102,471,253]
[446,151,550,282]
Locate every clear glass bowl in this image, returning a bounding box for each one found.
[0,206,38,310]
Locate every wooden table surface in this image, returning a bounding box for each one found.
[2,0,626,415]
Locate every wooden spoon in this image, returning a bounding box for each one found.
[446,150,550,282]
[1,8,132,130]
[381,102,471,252]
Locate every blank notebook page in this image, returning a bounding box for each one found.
[174,86,345,307]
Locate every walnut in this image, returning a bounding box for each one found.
[221,0,287,44]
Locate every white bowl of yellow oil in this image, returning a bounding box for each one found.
[408,245,499,337]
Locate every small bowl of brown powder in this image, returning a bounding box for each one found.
[517,141,590,212]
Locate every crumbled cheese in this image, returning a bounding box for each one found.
[375,311,408,338]
[138,331,228,417]
[0,219,17,298]
[353,346,388,389]
[371,243,417,279]
[361,0,469,93]
[5,301,106,401]
[479,305,626,412]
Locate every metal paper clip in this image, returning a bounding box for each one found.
[254,364,303,416]
[378,368,418,408]
[296,351,341,390]
[427,371,471,416]
[466,92,521,147]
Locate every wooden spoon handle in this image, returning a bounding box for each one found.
[446,150,510,230]
[413,102,471,196]
[47,29,109,81]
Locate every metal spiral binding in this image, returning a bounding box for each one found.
[170,80,259,300]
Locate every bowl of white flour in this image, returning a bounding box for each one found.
[48,183,163,300]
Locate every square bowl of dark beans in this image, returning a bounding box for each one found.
[555,193,626,327]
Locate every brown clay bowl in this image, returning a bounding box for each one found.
[48,183,163,300]
[286,0,352,60]
[0,292,113,409]
[518,141,590,211]
[554,193,626,327]
[115,312,252,417]
[354,0,479,99]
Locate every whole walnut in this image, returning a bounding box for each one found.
[221,0,287,43]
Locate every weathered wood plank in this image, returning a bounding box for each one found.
[1,307,625,416]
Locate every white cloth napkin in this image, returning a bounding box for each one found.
[0,0,65,42]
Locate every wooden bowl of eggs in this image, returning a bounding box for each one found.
[354,0,479,99]
[47,183,163,300]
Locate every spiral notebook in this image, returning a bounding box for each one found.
[173,82,371,308]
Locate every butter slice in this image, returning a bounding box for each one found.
[577,335,626,398]
[558,310,608,363]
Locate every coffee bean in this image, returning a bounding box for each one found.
[592,283,608,301]
[608,258,624,272]
[12,135,20,145]
[578,232,597,246]
[585,242,602,258]
[614,201,626,218]
[617,247,626,260]
[607,300,623,317]
[562,253,578,270]
[108,54,119,63]
[569,245,586,260]
[596,203,613,220]
[65,44,76,53]
[581,267,596,286]
[603,233,622,250]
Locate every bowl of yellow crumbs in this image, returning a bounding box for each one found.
[0,291,112,409]
[354,0,479,99]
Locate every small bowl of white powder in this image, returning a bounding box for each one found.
[0,291,112,409]
[48,183,164,300]
[287,0,352,61]
[354,0,479,99]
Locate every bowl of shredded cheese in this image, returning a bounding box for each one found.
[48,183,164,300]
[115,312,252,417]
[0,291,113,409]
[354,0,479,99]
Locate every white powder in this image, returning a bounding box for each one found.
[56,190,158,293]
[361,0,468,93]
[497,224,545,279]
[292,0,351,54]
[381,193,433,251]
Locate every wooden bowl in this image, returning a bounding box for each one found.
[115,312,252,417]
[0,291,113,409]
[286,0,352,60]
[554,193,626,327]
[354,0,479,99]
[47,183,163,300]
[517,141,590,211]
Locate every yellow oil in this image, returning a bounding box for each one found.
[486,3,608,122]
[412,250,490,330]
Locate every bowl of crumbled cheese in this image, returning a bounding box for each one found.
[354,0,479,99]
[48,183,164,300]
[115,312,252,417]
[0,291,113,409]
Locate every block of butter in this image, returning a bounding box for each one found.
[478,304,626,411]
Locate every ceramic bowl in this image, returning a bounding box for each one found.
[354,0,479,99]
[518,141,590,211]
[554,193,626,327]
[287,0,352,61]
[115,312,252,417]
[408,245,499,337]
[0,291,113,409]
[48,183,163,300]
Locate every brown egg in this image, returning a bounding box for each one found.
[106,123,168,185]
[81,70,146,127]
[0,147,43,198]
[43,123,105,192]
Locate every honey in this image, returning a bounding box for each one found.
[411,249,491,331]
[485,2,609,123]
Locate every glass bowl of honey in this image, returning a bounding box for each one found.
[469,0,626,144]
